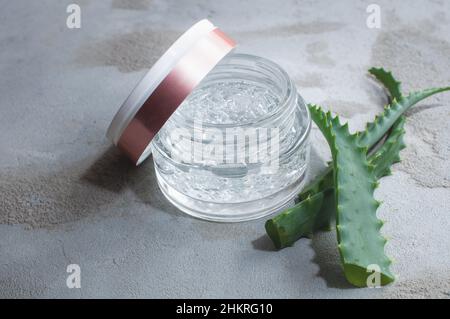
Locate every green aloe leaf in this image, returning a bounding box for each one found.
[265,69,450,251]
[310,105,394,287]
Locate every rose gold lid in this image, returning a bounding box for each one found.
[106,19,236,165]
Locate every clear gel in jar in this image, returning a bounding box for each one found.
[151,53,311,221]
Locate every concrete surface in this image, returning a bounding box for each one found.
[1,0,449,298]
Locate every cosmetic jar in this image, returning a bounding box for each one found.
[107,20,311,222]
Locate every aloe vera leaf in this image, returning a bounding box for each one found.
[266,86,449,249]
[265,112,405,249]
[368,67,403,101]
[310,104,394,287]
[357,87,450,148]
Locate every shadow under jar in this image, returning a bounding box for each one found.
[151,54,311,222]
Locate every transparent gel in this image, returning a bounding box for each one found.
[151,54,311,221]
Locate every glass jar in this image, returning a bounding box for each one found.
[151,53,311,222]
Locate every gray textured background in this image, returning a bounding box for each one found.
[1,0,449,298]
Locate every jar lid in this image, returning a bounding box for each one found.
[106,19,236,165]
